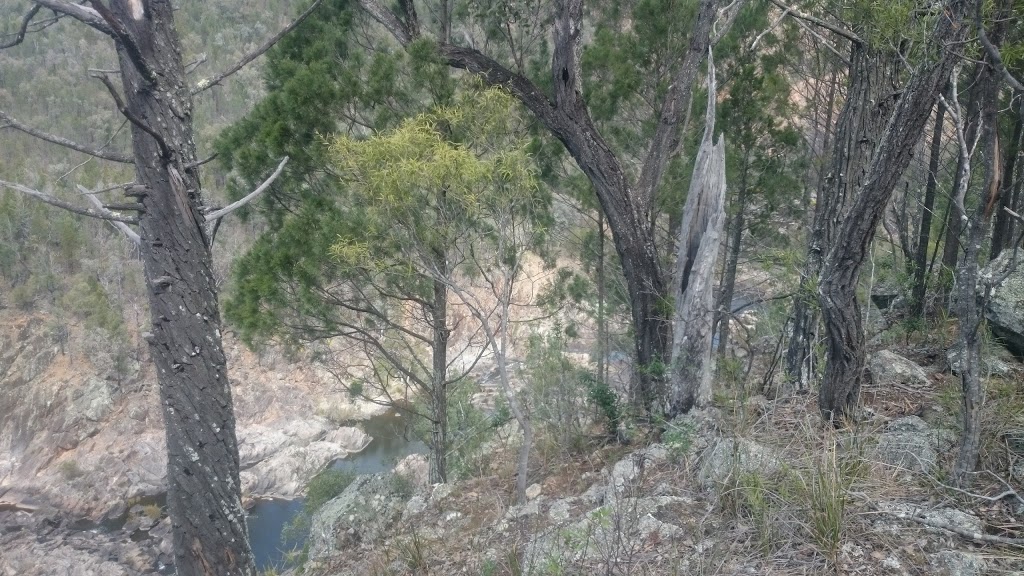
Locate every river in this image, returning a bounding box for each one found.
[247,411,426,571]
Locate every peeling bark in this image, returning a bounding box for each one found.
[667,52,727,416]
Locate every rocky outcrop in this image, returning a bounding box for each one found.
[982,251,1024,357]
[308,473,410,562]
[874,416,955,474]
[698,437,781,487]
[0,508,166,576]
[238,419,370,498]
[868,350,931,390]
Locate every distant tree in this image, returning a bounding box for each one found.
[0,1,321,573]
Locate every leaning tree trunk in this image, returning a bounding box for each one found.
[818,0,969,423]
[786,43,896,392]
[111,1,255,573]
[667,52,726,417]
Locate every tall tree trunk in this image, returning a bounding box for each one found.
[786,43,896,392]
[953,0,1008,486]
[667,55,727,416]
[911,102,946,317]
[429,272,449,484]
[940,64,985,303]
[716,154,750,357]
[596,211,607,388]
[990,103,1023,260]
[112,1,255,572]
[818,0,969,423]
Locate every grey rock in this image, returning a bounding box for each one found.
[946,347,1013,376]
[869,351,931,390]
[981,251,1024,357]
[928,551,986,576]
[874,416,949,473]
[307,474,408,561]
[698,437,781,487]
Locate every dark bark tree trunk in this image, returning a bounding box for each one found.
[990,103,1023,260]
[716,153,749,357]
[817,0,969,423]
[429,271,449,484]
[786,43,896,392]
[107,1,255,572]
[911,102,946,317]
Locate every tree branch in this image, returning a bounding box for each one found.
[0,109,133,163]
[636,0,719,219]
[85,0,158,85]
[0,179,137,223]
[0,4,41,49]
[92,72,170,159]
[204,156,288,221]
[766,0,863,45]
[29,0,111,35]
[76,184,141,245]
[193,0,324,95]
[975,0,1024,92]
[357,0,415,45]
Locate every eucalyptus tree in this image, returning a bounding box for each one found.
[0,1,320,573]
[352,0,739,416]
[816,0,970,422]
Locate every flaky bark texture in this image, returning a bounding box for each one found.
[107,1,255,572]
[786,43,897,392]
[817,0,970,423]
[667,53,726,416]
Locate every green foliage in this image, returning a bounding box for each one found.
[281,469,355,545]
[444,382,500,480]
[526,331,605,457]
[662,418,695,461]
[585,374,621,439]
[61,274,124,336]
[57,459,85,481]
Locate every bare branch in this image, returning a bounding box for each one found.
[29,0,111,35]
[881,508,1024,547]
[975,0,1024,92]
[76,184,141,245]
[204,156,289,221]
[92,73,170,159]
[712,0,749,45]
[751,6,791,50]
[0,109,133,163]
[193,0,324,94]
[0,179,137,223]
[357,0,414,45]
[0,4,41,49]
[766,0,863,45]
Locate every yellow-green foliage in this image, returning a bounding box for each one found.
[327,84,543,271]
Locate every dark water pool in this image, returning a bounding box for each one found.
[247,411,427,572]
